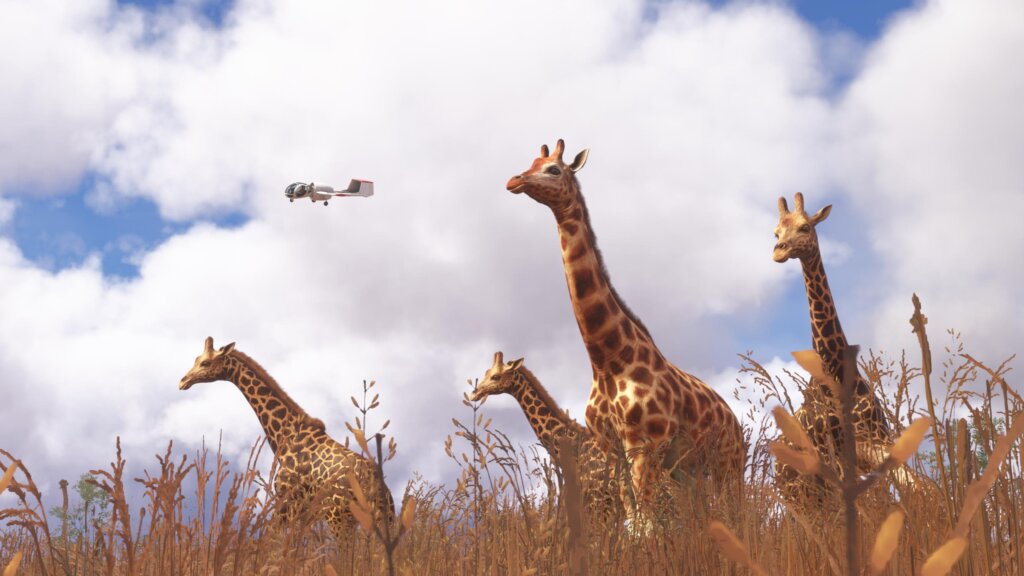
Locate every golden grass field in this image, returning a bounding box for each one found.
[2,300,1022,575]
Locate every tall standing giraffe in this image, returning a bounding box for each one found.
[505,139,746,527]
[178,337,394,539]
[471,351,622,526]
[772,193,893,475]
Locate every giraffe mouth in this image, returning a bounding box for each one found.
[179,379,194,391]
[506,175,526,193]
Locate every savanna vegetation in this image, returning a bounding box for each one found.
[2,297,1022,575]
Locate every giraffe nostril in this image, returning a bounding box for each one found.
[775,242,787,251]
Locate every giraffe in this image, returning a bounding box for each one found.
[178,337,394,539]
[772,193,894,493]
[505,139,746,528]
[470,351,622,526]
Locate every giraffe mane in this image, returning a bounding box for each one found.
[515,364,586,435]
[229,350,326,431]
[573,181,654,341]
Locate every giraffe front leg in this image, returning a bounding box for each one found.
[622,437,656,537]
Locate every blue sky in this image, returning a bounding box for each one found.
[0,0,1020,504]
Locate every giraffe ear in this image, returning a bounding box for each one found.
[219,342,236,355]
[509,358,524,370]
[569,149,589,173]
[811,204,832,225]
[540,144,549,157]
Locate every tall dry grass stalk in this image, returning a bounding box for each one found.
[2,296,1022,574]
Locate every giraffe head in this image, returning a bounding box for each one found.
[773,192,832,263]
[506,139,589,213]
[469,351,525,402]
[179,336,237,390]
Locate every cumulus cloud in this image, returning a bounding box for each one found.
[0,0,1019,503]
[834,0,1024,362]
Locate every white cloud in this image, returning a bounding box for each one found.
[0,0,1019,504]
[834,0,1024,362]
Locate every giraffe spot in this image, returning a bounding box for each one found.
[537,406,551,417]
[569,207,583,220]
[618,380,627,392]
[621,318,634,338]
[265,399,281,411]
[630,366,653,385]
[606,295,621,315]
[645,399,662,415]
[653,354,665,371]
[813,301,824,312]
[585,405,598,423]
[636,387,649,399]
[700,411,714,427]
[586,343,606,366]
[563,222,579,235]
[617,395,629,407]
[584,303,609,332]
[260,413,270,426]
[821,320,836,338]
[609,360,623,374]
[600,376,616,397]
[696,392,710,412]
[573,269,595,299]
[646,419,666,437]
[625,404,643,425]
[257,385,273,396]
[637,347,650,364]
[682,393,697,422]
[618,346,635,364]
[602,329,622,351]
[568,243,587,262]
[561,236,568,250]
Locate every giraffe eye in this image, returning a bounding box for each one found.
[799,224,810,233]
[200,360,211,367]
[774,233,779,239]
[545,166,562,176]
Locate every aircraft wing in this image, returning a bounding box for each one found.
[338,179,374,198]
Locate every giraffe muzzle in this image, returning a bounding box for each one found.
[506,175,526,193]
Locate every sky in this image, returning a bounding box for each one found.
[0,0,1022,509]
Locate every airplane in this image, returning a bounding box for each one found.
[284,179,374,205]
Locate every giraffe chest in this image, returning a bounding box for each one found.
[584,369,683,442]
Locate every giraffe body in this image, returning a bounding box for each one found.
[506,140,746,527]
[773,194,894,500]
[471,351,622,526]
[179,337,394,538]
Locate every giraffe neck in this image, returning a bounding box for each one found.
[554,192,655,372]
[225,352,325,454]
[800,250,849,382]
[509,368,584,458]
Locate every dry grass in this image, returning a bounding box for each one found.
[2,298,1022,575]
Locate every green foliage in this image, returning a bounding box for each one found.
[48,473,112,541]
